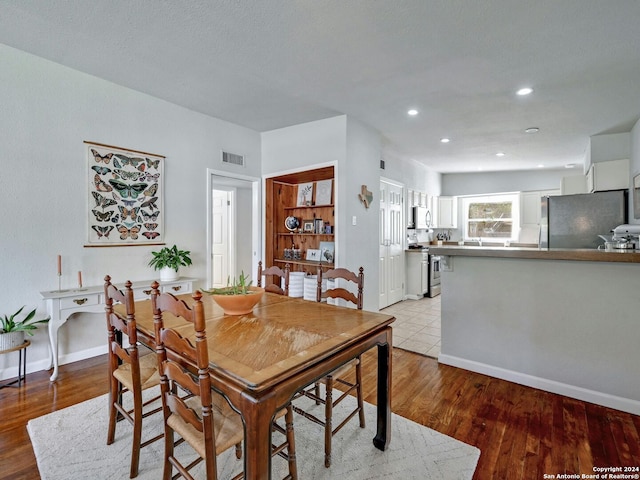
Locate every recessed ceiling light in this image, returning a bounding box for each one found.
[407,109,418,116]
[565,163,576,169]
[517,87,533,96]
[496,152,505,157]
[525,127,540,134]
[537,164,545,168]
[440,138,450,143]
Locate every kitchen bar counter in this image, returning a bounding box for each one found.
[428,245,640,263]
[433,246,640,416]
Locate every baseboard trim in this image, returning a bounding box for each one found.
[0,345,108,381]
[438,353,640,416]
[403,294,423,301]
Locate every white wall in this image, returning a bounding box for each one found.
[589,132,631,165]
[0,45,261,377]
[381,147,441,197]
[261,116,347,175]
[442,169,567,196]
[344,117,382,311]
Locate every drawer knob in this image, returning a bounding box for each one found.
[73,298,88,305]
[172,286,182,292]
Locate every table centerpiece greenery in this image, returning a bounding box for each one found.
[203,272,264,315]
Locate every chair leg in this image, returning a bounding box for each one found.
[129,392,143,478]
[355,359,365,428]
[324,376,333,468]
[107,378,119,445]
[285,405,298,480]
[163,428,174,480]
[314,382,321,405]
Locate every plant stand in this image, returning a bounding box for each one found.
[0,340,30,389]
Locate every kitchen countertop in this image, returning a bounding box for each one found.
[428,245,640,263]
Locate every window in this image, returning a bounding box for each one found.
[462,194,519,241]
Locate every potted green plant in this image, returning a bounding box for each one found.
[148,244,193,281]
[203,272,264,315]
[0,306,50,351]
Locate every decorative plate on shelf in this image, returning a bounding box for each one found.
[285,216,300,232]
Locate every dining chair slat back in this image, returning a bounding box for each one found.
[294,266,366,468]
[150,283,244,480]
[104,275,162,479]
[317,267,364,309]
[257,261,291,296]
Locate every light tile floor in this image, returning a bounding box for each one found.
[380,295,441,358]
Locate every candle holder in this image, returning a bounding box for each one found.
[57,273,69,293]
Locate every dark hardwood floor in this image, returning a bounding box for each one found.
[1,348,639,479]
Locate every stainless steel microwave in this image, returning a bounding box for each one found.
[412,206,432,229]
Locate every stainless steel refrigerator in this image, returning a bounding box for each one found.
[540,190,628,249]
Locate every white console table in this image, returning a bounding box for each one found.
[40,277,195,381]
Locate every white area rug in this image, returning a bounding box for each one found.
[28,387,480,479]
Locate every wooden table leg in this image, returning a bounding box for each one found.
[243,400,276,480]
[373,327,392,451]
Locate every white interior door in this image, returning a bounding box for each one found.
[379,180,404,309]
[211,189,234,288]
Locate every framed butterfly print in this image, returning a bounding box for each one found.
[85,141,165,246]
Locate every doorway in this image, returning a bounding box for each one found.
[206,169,260,289]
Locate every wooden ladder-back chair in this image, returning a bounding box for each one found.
[294,266,366,468]
[150,284,298,480]
[257,261,291,296]
[104,275,163,478]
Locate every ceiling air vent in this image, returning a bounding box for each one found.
[222,151,245,167]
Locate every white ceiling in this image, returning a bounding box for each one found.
[1,0,639,173]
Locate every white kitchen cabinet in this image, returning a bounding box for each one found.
[560,175,588,195]
[587,159,629,192]
[520,189,559,228]
[436,196,457,228]
[405,252,428,299]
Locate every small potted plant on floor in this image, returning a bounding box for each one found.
[203,272,264,315]
[148,244,193,282]
[0,306,50,351]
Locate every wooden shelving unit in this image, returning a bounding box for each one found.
[265,166,335,273]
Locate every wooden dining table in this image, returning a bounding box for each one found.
[122,291,395,480]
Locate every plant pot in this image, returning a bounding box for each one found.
[208,287,265,315]
[0,331,25,351]
[160,266,179,282]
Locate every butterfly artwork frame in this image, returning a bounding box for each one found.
[85,141,165,246]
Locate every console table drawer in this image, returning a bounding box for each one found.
[162,281,192,295]
[60,294,101,310]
